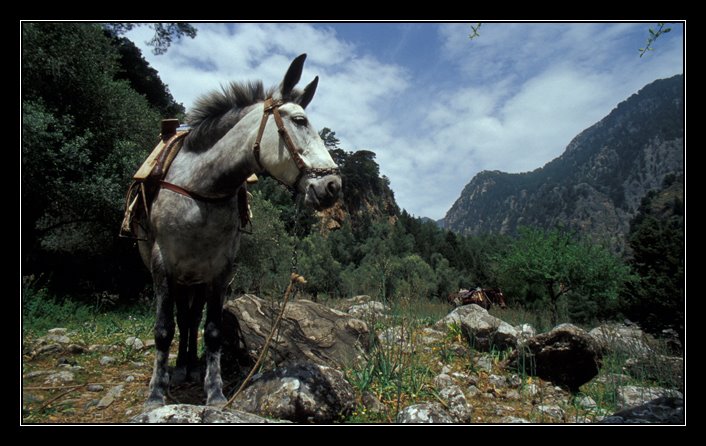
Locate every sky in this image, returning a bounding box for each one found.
[125,22,684,220]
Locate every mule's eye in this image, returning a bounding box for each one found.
[292,115,308,126]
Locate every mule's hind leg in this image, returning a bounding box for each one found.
[173,287,194,385]
[146,248,175,408]
[203,281,227,406]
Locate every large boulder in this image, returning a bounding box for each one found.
[623,355,684,391]
[435,304,518,351]
[131,404,288,423]
[348,301,389,320]
[588,323,653,356]
[396,403,455,423]
[615,385,683,411]
[222,295,375,370]
[602,396,684,424]
[230,362,355,423]
[510,323,602,391]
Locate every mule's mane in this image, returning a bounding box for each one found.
[184,81,276,152]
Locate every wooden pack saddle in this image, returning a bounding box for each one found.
[120,119,254,239]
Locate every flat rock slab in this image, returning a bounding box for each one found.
[602,396,684,424]
[131,404,289,424]
[222,295,374,370]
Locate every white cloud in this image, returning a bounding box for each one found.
[124,22,683,220]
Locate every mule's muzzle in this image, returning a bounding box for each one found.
[304,174,342,211]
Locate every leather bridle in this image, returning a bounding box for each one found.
[252,97,339,192]
[159,97,339,203]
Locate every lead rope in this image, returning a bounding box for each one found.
[223,198,305,409]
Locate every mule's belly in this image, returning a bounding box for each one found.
[150,193,242,285]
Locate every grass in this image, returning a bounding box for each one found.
[22,280,683,424]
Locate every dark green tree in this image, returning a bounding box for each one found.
[102,23,197,55]
[496,227,632,325]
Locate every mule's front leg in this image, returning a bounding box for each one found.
[146,250,175,408]
[203,286,227,406]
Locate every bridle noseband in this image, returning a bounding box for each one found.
[252,98,339,192]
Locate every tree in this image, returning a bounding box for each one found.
[624,175,684,337]
[102,23,197,55]
[496,227,631,325]
[319,128,341,150]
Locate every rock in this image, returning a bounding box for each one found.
[231,362,355,423]
[66,344,87,354]
[88,344,111,353]
[515,323,536,343]
[510,323,602,391]
[505,389,521,400]
[99,356,116,366]
[488,374,507,388]
[435,304,517,351]
[48,328,68,336]
[35,344,61,356]
[433,373,453,389]
[144,339,156,349]
[500,416,530,423]
[440,365,452,375]
[475,355,493,372]
[623,355,683,389]
[537,404,564,419]
[601,396,684,424]
[450,372,470,383]
[589,323,653,356]
[418,328,445,345]
[348,301,389,319]
[362,391,386,413]
[336,295,374,311]
[379,326,408,348]
[87,384,104,392]
[130,361,146,368]
[26,370,51,379]
[616,385,683,411]
[595,373,631,385]
[507,374,522,388]
[97,385,124,409]
[222,295,374,370]
[439,385,472,423]
[56,357,77,366]
[466,385,481,398]
[396,403,455,423]
[125,337,145,351]
[131,404,289,423]
[45,334,71,344]
[522,383,539,397]
[44,370,74,385]
[577,395,597,409]
[125,375,135,383]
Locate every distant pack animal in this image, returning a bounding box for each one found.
[134,54,341,408]
[448,287,508,310]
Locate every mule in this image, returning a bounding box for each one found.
[137,54,341,407]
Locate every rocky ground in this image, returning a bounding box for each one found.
[21,296,684,424]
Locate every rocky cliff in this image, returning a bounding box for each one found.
[443,74,684,250]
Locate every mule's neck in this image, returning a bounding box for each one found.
[164,111,261,198]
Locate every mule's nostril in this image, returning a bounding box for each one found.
[327,181,341,197]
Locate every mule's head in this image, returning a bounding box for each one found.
[253,54,341,211]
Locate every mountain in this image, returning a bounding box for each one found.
[443,74,684,250]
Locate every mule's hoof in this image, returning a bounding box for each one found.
[144,396,166,411]
[206,393,227,407]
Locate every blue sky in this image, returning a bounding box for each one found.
[126,22,684,220]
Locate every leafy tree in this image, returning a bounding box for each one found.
[102,23,197,55]
[22,23,160,295]
[230,191,294,296]
[496,227,632,325]
[297,232,343,299]
[624,175,684,337]
[319,128,341,150]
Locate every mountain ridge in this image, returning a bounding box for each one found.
[442,74,684,250]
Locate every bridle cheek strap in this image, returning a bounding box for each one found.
[252,98,339,192]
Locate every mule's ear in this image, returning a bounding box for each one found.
[298,76,318,109]
[281,53,307,98]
